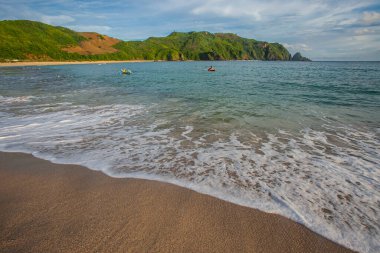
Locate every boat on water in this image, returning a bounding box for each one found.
[208,66,216,72]
[121,68,132,75]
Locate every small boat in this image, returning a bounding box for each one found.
[121,68,132,75]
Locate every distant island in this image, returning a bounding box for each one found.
[0,20,311,62]
[292,52,311,61]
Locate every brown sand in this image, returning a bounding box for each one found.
[0,152,356,253]
[0,60,153,67]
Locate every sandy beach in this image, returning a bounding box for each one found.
[0,60,154,67]
[0,152,356,253]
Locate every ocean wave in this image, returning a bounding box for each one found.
[0,102,379,253]
[0,95,36,104]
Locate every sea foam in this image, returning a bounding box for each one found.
[0,98,379,253]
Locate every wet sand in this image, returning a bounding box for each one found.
[0,152,356,253]
[0,60,154,67]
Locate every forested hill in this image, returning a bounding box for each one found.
[1,20,301,61]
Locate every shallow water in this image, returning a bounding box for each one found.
[0,61,379,253]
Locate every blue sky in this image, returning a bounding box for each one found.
[1,0,380,60]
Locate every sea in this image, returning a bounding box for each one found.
[0,61,379,253]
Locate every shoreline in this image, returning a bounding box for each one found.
[0,60,155,67]
[0,151,356,253]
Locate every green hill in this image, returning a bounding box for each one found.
[0,20,86,60]
[0,20,293,61]
[103,31,291,61]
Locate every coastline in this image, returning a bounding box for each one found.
[0,151,356,253]
[0,60,155,67]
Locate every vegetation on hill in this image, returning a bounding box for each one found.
[0,20,299,61]
[0,20,85,60]
[109,31,291,61]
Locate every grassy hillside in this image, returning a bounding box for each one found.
[0,20,86,60]
[114,32,291,61]
[0,20,292,61]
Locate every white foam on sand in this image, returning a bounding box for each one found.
[0,98,379,253]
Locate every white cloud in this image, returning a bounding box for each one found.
[283,43,312,52]
[338,18,358,26]
[41,15,75,25]
[191,3,263,21]
[354,28,376,35]
[362,11,380,24]
[67,25,112,33]
[305,2,370,29]
[189,0,324,22]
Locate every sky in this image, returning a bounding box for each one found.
[1,0,380,60]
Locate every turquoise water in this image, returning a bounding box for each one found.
[0,61,379,253]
